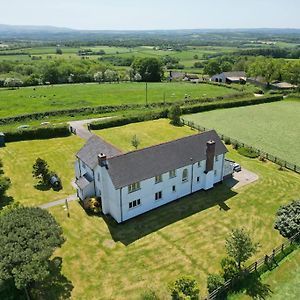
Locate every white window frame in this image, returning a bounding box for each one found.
[169,169,176,178]
[155,174,163,184]
[129,199,141,209]
[128,182,140,193]
[155,191,162,201]
[182,168,188,182]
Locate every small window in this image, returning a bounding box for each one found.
[197,161,201,167]
[172,185,176,192]
[214,170,217,176]
[128,182,140,193]
[182,168,188,182]
[97,173,100,182]
[129,199,141,209]
[155,191,162,200]
[215,155,219,162]
[155,174,162,184]
[197,176,200,182]
[169,169,176,178]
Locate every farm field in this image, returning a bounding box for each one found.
[38,120,300,299]
[0,82,239,118]
[184,100,300,166]
[0,136,84,207]
[230,248,300,300]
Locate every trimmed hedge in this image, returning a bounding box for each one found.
[90,110,168,130]
[181,95,282,114]
[4,124,71,142]
[237,147,259,158]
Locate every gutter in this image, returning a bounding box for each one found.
[190,158,194,194]
[119,187,123,223]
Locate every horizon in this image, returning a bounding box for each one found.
[1,0,300,31]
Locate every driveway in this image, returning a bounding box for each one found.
[68,117,113,140]
[225,168,259,190]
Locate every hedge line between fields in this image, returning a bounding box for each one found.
[3,125,71,142]
[0,92,249,125]
[90,95,283,130]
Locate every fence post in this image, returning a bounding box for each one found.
[264,255,269,265]
[272,249,275,260]
[254,261,258,271]
[281,243,284,252]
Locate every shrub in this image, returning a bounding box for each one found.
[220,257,239,281]
[274,200,300,238]
[83,197,101,214]
[4,124,70,142]
[168,104,182,126]
[140,289,160,300]
[224,137,231,145]
[169,275,200,300]
[237,147,259,158]
[207,274,225,293]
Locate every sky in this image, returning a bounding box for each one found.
[1,0,299,30]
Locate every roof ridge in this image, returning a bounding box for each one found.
[107,130,216,161]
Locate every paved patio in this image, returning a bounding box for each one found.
[225,168,259,190]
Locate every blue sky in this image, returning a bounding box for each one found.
[1,0,300,30]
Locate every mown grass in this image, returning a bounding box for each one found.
[93,119,196,152]
[39,120,300,299]
[184,100,300,166]
[0,136,84,206]
[0,82,237,118]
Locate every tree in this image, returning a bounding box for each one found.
[132,57,164,82]
[274,200,300,238]
[225,228,259,270]
[203,60,221,76]
[169,275,200,300]
[32,158,50,186]
[220,257,239,280]
[207,274,225,293]
[4,77,23,87]
[104,69,119,82]
[168,104,182,126]
[56,48,63,55]
[131,134,140,150]
[0,176,11,199]
[94,71,104,83]
[134,72,142,82]
[0,207,64,295]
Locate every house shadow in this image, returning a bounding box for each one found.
[103,183,237,246]
[31,257,74,300]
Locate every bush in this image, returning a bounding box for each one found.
[237,147,259,158]
[140,289,160,300]
[207,274,225,293]
[83,197,101,214]
[4,124,70,142]
[220,257,239,281]
[168,104,182,126]
[224,137,231,145]
[169,275,200,300]
[274,200,300,238]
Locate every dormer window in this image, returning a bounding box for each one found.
[128,182,140,193]
[155,175,163,184]
[182,168,188,182]
[169,169,176,178]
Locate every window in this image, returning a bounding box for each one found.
[215,155,219,162]
[172,185,176,192]
[82,162,86,169]
[129,199,141,209]
[197,176,200,182]
[128,182,140,193]
[214,170,217,176]
[198,161,201,167]
[182,168,188,182]
[97,173,100,182]
[155,174,162,184]
[169,169,176,178]
[155,191,162,200]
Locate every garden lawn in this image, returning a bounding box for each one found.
[43,120,300,299]
[184,100,300,166]
[0,82,238,118]
[0,136,84,206]
[93,119,196,152]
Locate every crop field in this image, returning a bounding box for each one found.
[184,100,300,166]
[0,82,238,117]
[42,119,300,299]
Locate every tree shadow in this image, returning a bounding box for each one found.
[0,196,14,209]
[103,183,237,245]
[31,257,74,300]
[34,182,51,191]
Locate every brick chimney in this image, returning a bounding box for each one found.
[98,153,107,167]
[205,140,216,173]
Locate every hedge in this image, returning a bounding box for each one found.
[181,95,282,114]
[89,110,168,130]
[4,124,71,142]
[237,147,259,158]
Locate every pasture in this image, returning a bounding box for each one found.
[0,82,237,117]
[184,100,300,166]
[43,119,300,299]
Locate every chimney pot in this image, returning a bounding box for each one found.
[98,153,107,167]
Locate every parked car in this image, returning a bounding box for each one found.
[233,163,241,172]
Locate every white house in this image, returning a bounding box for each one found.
[211,71,246,84]
[75,130,233,223]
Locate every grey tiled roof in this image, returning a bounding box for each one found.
[76,176,91,190]
[76,135,121,169]
[106,130,227,189]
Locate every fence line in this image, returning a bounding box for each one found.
[205,231,300,300]
[181,119,300,175]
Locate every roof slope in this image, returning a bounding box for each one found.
[76,135,121,169]
[106,130,227,189]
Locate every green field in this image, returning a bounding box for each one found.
[184,100,300,166]
[17,119,297,300]
[0,136,84,206]
[230,248,300,299]
[0,82,238,118]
